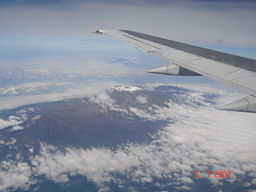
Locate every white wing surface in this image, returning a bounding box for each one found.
[96,30,256,113]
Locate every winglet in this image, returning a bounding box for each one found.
[148,64,201,76]
[218,95,256,113]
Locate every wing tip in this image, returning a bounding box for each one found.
[95,30,105,34]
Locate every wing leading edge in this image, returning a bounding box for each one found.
[96,30,256,113]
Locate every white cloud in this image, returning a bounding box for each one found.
[129,107,157,121]
[136,95,147,104]
[11,125,24,131]
[0,81,114,110]
[5,138,17,145]
[112,85,142,92]
[89,92,115,110]
[0,82,70,96]
[0,161,33,192]
[0,115,26,131]
[31,115,41,122]
[89,91,128,113]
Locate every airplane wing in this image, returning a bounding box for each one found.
[96,30,256,113]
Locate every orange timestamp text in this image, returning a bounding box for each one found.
[194,171,233,178]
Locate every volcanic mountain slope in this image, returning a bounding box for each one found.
[1,85,178,160]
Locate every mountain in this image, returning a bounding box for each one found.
[0,84,255,192]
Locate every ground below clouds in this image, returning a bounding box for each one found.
[0,84,256,192]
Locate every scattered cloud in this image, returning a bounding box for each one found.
[0,161,33,192]
[89,90,128,113]
[0,84,255,191]
[136,95,147,104]
[0,115,26,131]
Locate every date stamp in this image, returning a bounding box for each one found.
[194,171,233,178]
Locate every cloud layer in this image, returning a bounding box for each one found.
[0,84,255,191]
